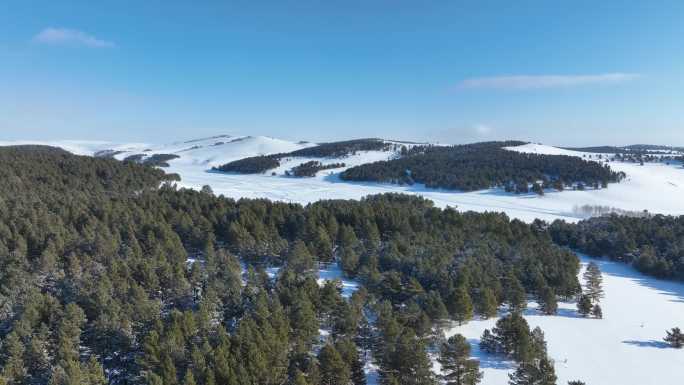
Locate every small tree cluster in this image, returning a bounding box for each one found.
[664,327,684,348]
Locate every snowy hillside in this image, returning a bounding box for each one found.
[2,137,684,223]
[436,254,684,385]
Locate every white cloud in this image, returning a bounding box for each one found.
[458,73,639,90]
[33,27,115,48]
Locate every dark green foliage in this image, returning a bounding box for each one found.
[288,161,346,177]
[124,153,181,167]
[143,154,181,167]
[212,155,280,174]
[476,287,499,319]
[582,262,603,303]
[438,334,482,385]
[340,141,621,192]
[550,215,684,280]
[508,357,557,385]
[448,285,474,325]
[664,327,684,348]
[577,295,592,317]
[506,273,527,313]
[0,146,585,385]
[537,286,558,315]
[480,313,536,363]
[288,139,391,158]
[318,344,351,385]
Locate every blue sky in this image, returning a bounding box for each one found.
[1,0,683,146]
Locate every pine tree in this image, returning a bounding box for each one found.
[664,327,684,348]
[182,370,197,385]
[438,334,483,385]
[479,329,499,354]
[334,338,366,385]
[537,286,557,315]
[583,262,603,303]
[529,327,548,361]
[318,344,351,385]
[0,332,26,384]
[508,357,557,385]
[506,274,527,313]
[449,285,474,325]
[83,356,107,385]
[477,287,499,319]
[577,295,592,317]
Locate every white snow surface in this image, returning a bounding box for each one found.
[2,136,684,223]
[317,261,360,299]
[435,254,684,385]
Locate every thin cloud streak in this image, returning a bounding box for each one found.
[458,73,639,89]
[33,27,115,48]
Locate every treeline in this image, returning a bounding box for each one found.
[122,153,181,168]
[286,139,390,158]
[550,215,684,280]
[287,161,345,177]
[212,155,280,174]
[340,141,623,192]
[0,145,583,385]
[212,139,393,174]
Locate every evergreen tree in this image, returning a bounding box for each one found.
[335,338,366,385]
[577,295,592,317]
[0,333,25,384]
[477,287,499,319]
[537,286,558,315]
[506,274,527,313]
[583,262,603,303]
[482,313,535,363]
[83,356,108,385]
[438,334,483,385]
[479,329,499,354]
[449,285,474,325]
[508,357,557,385]
[664,327,684,348]
[529,327,548,361]
[182,370,197,385]
[318,344,351,385]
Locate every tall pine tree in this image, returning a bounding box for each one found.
[438,334,482,385]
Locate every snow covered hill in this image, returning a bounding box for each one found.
[2,136,684,223]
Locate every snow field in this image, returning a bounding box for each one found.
[436,255,684,385]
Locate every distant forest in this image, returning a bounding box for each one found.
[0,145,582,385]
[212,139,390,175]
[212,140,625,193]
[287,161,346,177]
[551,215,684,280]
[340,141,624,192]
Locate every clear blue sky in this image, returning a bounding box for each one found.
[1,0,683,146]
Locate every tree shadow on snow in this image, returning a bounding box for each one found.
[467,338,516,370]
[622,340,670,349]
[522,306,583,319]
[576,254,684,304]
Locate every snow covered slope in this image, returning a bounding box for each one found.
[3,137,684,223]
[437,254,684,385]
